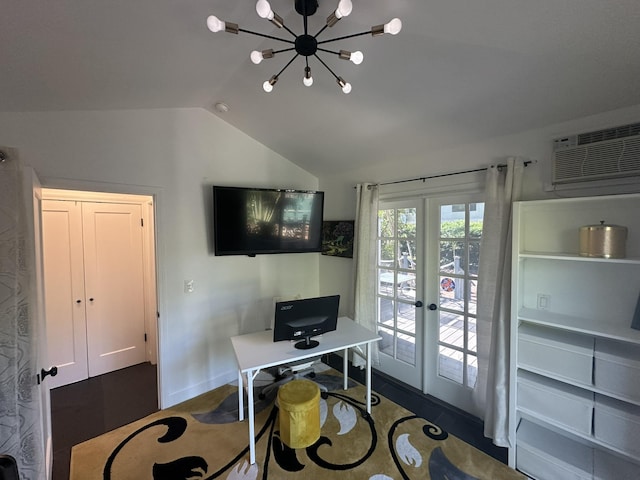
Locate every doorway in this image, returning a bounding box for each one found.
[41,188,158,389]
[375,194,484,415]
[42,187,160,477]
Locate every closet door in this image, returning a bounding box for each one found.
[82,202,146,377]
[42,200,89,388]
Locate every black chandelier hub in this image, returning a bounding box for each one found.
[295,0,319,16]
[295,34,318,56]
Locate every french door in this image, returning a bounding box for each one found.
[375,199,424,387]
[376,194,484,415]
[424,195,483,413]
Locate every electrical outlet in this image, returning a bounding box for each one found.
[537,294,550,310]
[184,280,194,293]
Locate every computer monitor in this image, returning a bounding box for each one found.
[273,295,340,349]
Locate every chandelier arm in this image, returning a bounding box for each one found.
[275,54,300,77]
[238,28,296,45]
[272,47,296,55]
[316,47,341,55]
[313,25,329,39]
[313,54,340,81]
[316,30,370,45]
[281,24,299,38]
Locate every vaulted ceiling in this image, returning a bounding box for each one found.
[2,0,640,175]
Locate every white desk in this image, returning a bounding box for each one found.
[230,316,381,464]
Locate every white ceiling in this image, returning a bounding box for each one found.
[2,0,640,176]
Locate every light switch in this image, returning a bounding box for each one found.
[184,280,194,293]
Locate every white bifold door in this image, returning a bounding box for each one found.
[42,199,147,388]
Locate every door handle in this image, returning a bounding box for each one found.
[38,366,58,384]
[414,300,423,308]
[428,303,438,311]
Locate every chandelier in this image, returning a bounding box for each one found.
[206,0,402,94]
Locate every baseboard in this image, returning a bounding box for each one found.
[162,370,237,409]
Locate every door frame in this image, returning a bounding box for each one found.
[378,176,485,416]
[38,177,164,407]
[23,166,53,478]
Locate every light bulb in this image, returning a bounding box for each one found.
[263,75,277,92]
[384,18,402,35]
[206,15,225,33]
[335,0,353,18]
[256,0,274,19]
[303,75,313,87]
[342,82,352,94]
[250,50,263,64]
[350,51,363,65]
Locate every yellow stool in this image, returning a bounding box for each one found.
[277,379,321,449]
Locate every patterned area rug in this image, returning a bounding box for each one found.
[70,373,524,479]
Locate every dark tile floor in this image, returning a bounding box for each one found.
[50,362,159,480]
[51,356,506,479]
[324,353,508,463]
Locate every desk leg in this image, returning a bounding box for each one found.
[247,369,256,464]
[238,370,244,421]
[366,342,372,414]
[343,348,348,391]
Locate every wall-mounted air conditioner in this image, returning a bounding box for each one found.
[552,122,640,186]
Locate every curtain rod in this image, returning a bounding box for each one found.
[372,160,532,187]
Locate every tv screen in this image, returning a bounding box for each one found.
[213,186,324,256]
[273,295,340,350]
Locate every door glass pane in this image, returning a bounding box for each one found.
[378,297,394,329]
[439,312,464,349]
[469,240,481,276]
[378,326,395,357]
[438,346,463,383]
[378,209,395,236]
[397,301,416,334]
[439,275,464,311]
[468,316,477,353]
[469,203,483,239]
[468,354,478,387]
[379,239,395,266]
[397,332,416,365]
[468,279,477,315]
[378,269,394,295]
[397,272,416,301]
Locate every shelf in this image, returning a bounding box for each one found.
[517,411,640,464]
[517,365,640,408]
[520,252,640,264]
[516,419,592,479]
[518,308,640,345]
[516,418,640,478]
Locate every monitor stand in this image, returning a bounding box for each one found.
[294,336,319,350]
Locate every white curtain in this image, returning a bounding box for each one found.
[473,157,524,447]
[0,150,45,479]
[352,183,379,368]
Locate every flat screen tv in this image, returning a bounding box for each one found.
[213,186,324,256]
[273,295,340,350]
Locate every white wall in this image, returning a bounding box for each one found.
[0,107,322,407]
[318,103,640,315]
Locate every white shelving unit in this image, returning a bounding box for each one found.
[509,194,640,480]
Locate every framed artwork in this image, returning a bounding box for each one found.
[322,220,355,258]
